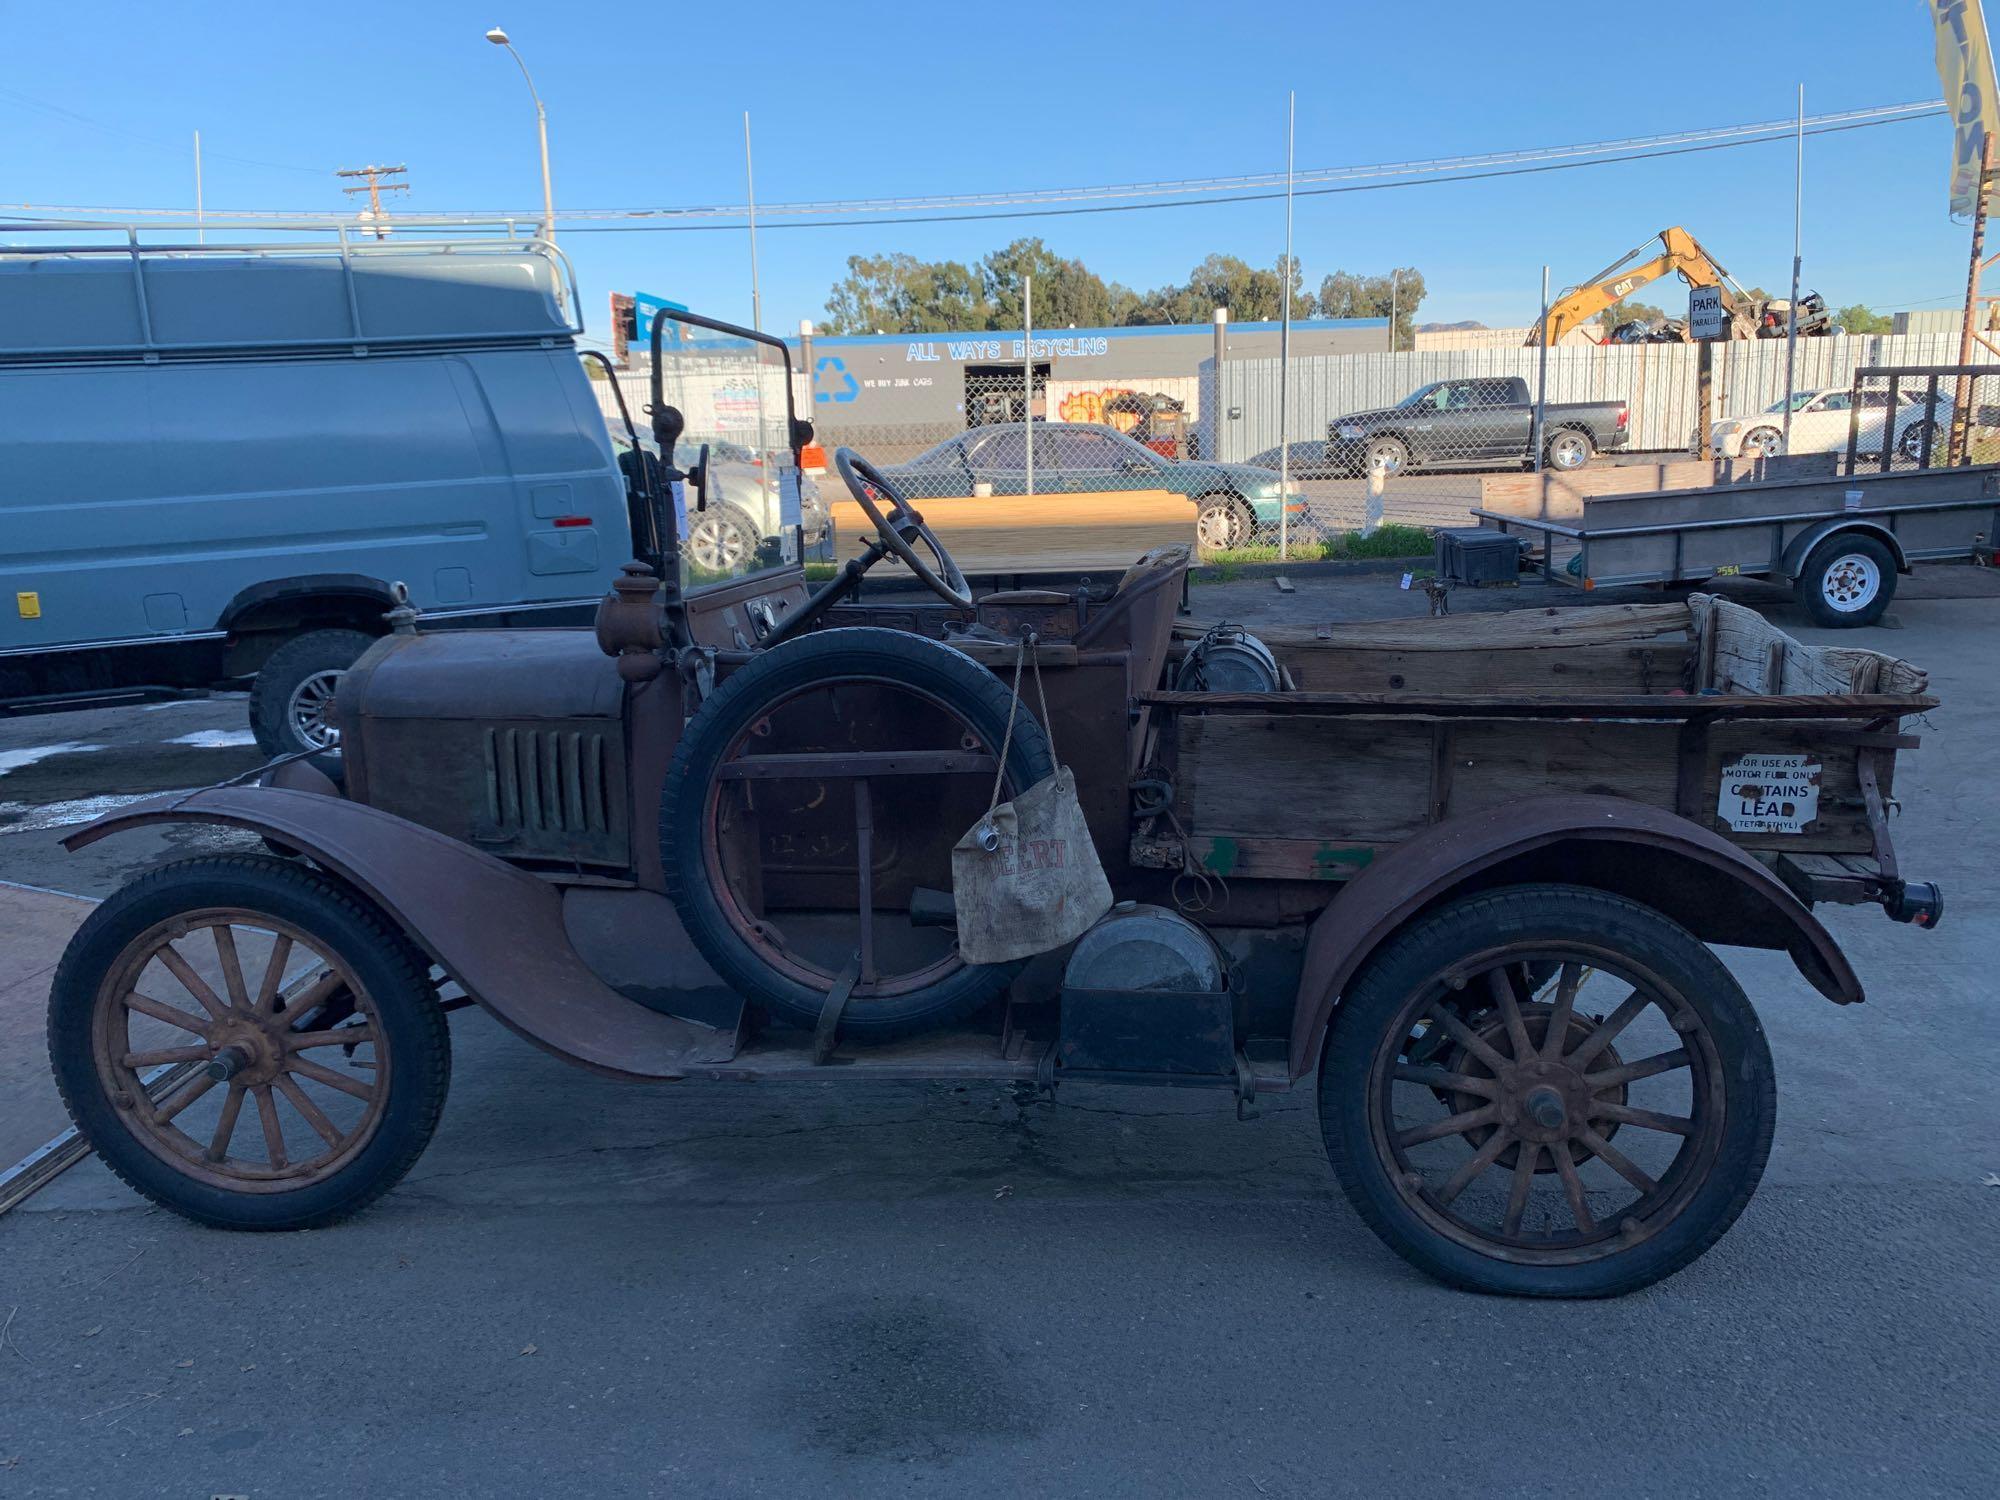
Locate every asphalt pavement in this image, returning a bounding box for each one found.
[0,574,1995,1497]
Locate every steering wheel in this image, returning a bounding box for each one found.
[834,448,973,608]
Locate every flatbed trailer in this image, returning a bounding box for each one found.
[1467,463,1998,627]
[1456,364,2000,628]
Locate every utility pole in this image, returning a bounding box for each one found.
[1782,83,1803,450]
[193,130,205,245]
[337,164,409,239]
[1278,89,1295,562]
[744,112,762,331]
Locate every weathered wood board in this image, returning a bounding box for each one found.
[1156,595,1930,878]
[1251,601,1694,695]
[1480,454,1836,520]
[830,489,1195,574]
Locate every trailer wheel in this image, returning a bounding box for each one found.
[249,628,373,756]
[1795,533,1896,628]
[47,855,451,1230]
[1318,884,1774,1297]
[1544,429,1595,471]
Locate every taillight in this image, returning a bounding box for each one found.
[1617,407,1629,429]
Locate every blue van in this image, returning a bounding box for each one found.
[0,233,634,752]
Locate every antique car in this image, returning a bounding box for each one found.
[46,310,1945,1298]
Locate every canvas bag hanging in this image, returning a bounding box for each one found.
[950,637,1113,965]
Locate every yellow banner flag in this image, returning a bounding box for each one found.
[1934,0,2000,215]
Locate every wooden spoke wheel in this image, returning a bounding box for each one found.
[1320,885,1775,1297]
[662,627,1055,1042]
[90,908,389,1191]
[50,857,451,1230]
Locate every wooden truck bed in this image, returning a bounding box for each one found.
[1137,596,1930,890]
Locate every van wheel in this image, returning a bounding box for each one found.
[1319,885,1774,1297]
[1794,533,1897,628]
[249,629,374,756]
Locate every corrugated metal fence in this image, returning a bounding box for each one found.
[1211,332,1967,462]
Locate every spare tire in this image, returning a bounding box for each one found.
[659,627,1055,1041]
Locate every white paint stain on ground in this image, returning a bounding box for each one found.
[0,743,103,777]
[0,789,194,837]
[166,729,259,750]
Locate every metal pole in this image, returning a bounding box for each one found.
[1023,274,1034,500]
[536,99,554,245]
[1951,132,1994,465]
[744,112,762,331]
[1783,83,1803,450]
[1531,265,1551,472]
[1211,307,1228,462]
[1389,273,1397,354]
[1278,89,1295,561]
[193,130,204,245]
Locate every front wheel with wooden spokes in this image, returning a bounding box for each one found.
[1319,884,1775,1297]
[48,856,451,1230]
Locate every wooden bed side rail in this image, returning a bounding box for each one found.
[1134,690,1938,721]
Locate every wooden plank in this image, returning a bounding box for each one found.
[1139,690,1935,720]
[830,488,1194,574]
[1689,593,1929,695]
[1269,640,1692,696]
[1243,600,1692,651]
[1179,716,1432,843]
[1186,835,1381,882]
[1479,454,1836,520]
[1442,721,1678,819]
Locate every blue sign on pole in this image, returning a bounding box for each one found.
[632,292,688,348]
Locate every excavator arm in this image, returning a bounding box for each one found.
[1529,227,1752,345]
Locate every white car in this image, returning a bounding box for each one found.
[1703,387,1945,461]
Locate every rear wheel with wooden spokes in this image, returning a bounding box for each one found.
[49,856,450,1230]
[1320,884,1775,1297]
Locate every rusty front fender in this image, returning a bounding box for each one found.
[62,787,737,1080]
[1286,793,1862,1081]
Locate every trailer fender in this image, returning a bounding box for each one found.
[61,785,737,1080]
[1778,518,1909,583]
[1287,792,1860,1080]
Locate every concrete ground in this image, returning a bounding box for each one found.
[0,573,1995,1496]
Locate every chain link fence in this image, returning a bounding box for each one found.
[593,325,1994,568]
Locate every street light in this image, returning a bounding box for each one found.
[485,27,554,244]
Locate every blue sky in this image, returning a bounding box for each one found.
[0,1,1978,340]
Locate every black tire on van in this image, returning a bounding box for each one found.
[249,629,375,757]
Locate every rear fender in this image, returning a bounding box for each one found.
[1287,793,1861,1080]
[61,786,736,1080]
[1779,518,1909,582]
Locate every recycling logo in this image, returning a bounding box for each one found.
[815,355,859,404]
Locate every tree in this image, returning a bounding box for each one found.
[1835,303,1893,335]
[820,252,988,334]
[1125,254,1311,325]
[1599,298,1668,333]
[977,238,1134,331]
[1314,268,1427,347]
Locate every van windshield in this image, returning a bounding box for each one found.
[651,312,805,593]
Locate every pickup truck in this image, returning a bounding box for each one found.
[1327,375,1629,477]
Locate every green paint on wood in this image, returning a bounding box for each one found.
[1202,836,1240,876]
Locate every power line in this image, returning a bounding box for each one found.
[0,97,1949,231]
[0,85,327,175]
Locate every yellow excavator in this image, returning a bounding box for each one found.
[1527,226,1826,346]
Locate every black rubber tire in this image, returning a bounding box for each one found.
[1364,435,1410,477]
[248,628,374,756]
[47,855,451,1231]
[1794,532,1897,629]
[1544,427,1595,471]
[1318,884,1775,1298]
[1195,493,1252,553]
[661,627,1055,1041]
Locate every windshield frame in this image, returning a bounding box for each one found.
[647,307,809,598]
